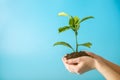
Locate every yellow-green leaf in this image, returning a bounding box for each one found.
[58,12,69,16]
[73,16,80,31]
[78,42,92,48]
[69,16,74,26]
[80,16,94,23]
[53,41,75,52]
[58,26,70,33]
[69,16,76,31]
[74,16,80,24]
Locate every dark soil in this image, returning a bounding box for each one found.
[65,51,90,60]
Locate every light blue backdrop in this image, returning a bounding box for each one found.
[0,0,120,80]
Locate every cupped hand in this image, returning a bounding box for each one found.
[62,51,102,74]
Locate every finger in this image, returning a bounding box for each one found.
[66,57,81,64]
[63,56,68,61]
[69,64,84,74]
[82,51,98,58]
[62,58,78,73]
[62,57,71,70]
[68,64,77,73]
[63,62,75,73]
[75,62,87,74]
[62,57,67,65]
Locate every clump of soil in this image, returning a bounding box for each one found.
[65,51,90,60]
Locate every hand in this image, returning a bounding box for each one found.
[62,51,120,80]
[62,53,96,74]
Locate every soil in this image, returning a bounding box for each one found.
[65,51,90,60]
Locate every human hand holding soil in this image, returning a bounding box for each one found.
[62,52,95,74]
[62,51,120,80]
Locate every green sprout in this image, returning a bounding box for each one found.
[53,12,94,52]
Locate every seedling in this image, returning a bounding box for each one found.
[53,12,94,59]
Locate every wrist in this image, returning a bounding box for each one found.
[91,58,99,69]
[94,58,107,70]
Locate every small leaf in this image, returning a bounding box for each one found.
[58,12,69,16]
[74,16,80,24]
[69,16,74,26]
[73,16,80,31]
[69,16,76,31]
[80,16,94,23]
[78,42,92,48]
[53,41,75,52]
[58,26,70,33]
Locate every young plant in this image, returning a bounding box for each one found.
[53,12,94,57]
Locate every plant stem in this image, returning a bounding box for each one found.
[75,31,78,52]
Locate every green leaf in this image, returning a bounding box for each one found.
[80,16,94,23]
[53,41,75,52]
[58,26,70,33]
[74,16,80,24]
[73,16,80,31]
[58,12,69,16]
[78,42,92,48]
[69,16,76,31]
[69,16,74,26]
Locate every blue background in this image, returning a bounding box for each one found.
[0,0,120,80]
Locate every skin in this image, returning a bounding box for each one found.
[62,51,120,80]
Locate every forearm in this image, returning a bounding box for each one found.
[95,59,120,80]
[102,58,120,74]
